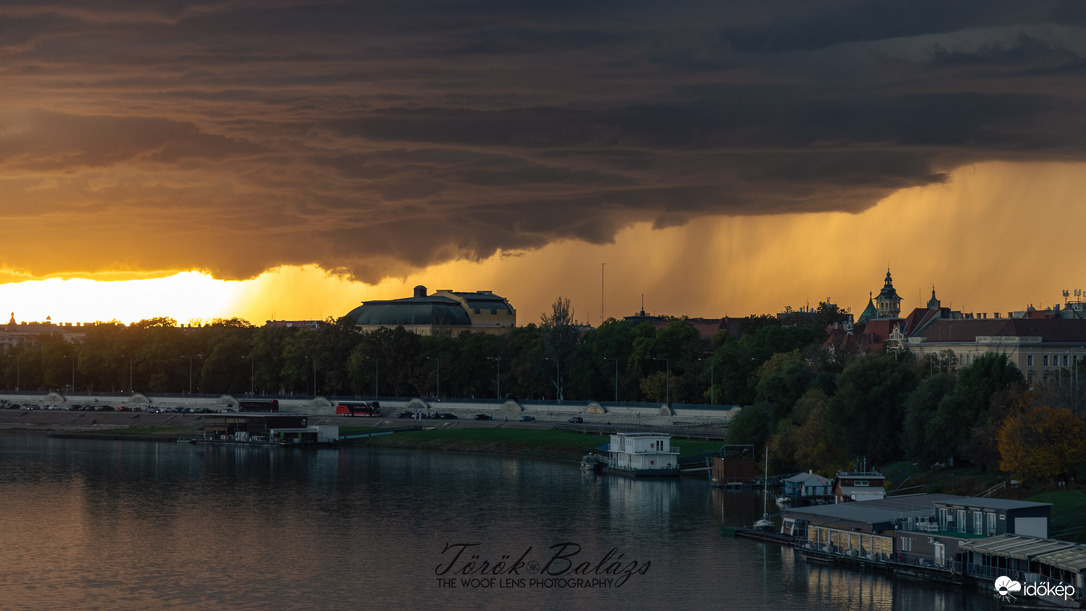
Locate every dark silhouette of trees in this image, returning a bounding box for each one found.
[2,301,1082,482]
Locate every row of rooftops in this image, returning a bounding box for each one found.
[786,494,1046,538]
[962,534,1086,572]
[787,493,1050,526]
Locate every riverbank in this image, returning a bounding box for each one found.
[342,427,724,462]
[0,409,204,434]
[0,409,725,463]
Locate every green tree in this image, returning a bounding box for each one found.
[791,389,844,471]
[539,297,577,401]
[926,353,1023,463]
[902,372,953,463]
[827,353,919,464]
[754,351,812,423]
[76,322,128,392]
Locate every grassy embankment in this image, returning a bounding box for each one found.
[109,426,197,437]
[340,426,724,462]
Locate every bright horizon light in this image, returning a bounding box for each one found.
[2,163,1086,328]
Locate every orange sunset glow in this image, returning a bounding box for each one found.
[1,3,1084,327]
[5,161,1086,327]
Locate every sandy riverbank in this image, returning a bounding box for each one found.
[0,409,205,433]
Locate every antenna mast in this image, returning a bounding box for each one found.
[601,263,606,323]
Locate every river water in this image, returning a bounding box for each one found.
[0,434,1000,610]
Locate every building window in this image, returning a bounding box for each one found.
[987,512,997,535]
[1064,355,1070,367]
[1027,355,1034,367]
[1044,355,1049,367]
[973,512,984,535]
[956,510,966,533]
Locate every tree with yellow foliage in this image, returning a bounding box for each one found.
[997,406,1086,482]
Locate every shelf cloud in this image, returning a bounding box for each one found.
[1,1,1084,284]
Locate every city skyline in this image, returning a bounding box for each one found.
[2,3,1085,326]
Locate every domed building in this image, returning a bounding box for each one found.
[344,286,516,336]
[875,268,902,319]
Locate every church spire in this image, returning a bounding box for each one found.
[875,268,902,319]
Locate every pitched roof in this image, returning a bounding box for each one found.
[914,318,1086,344]
[784,472,833,484]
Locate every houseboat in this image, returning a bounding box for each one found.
[710,444,758,487]
[604,432,680,477]
[833,465,886,503]
[200,413,339,446]
[779,471,833,505]
[784,494,1056,584]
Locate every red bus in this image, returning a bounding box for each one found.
[335,401,381,417]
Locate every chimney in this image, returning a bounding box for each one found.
[414,285,427,298]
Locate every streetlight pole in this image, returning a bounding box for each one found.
[65,354,74,392]
[604,357,618,403]
[237,355,253,395]
[374,358,379,399]
[427,357,439,399]
[653,357,669,406]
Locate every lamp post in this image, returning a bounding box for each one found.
[653,357,669,406]
[63,354,74,392]
[604,357,619,403]
[15,353,20,391]
[183,354,203,394]
[488,356,501,399]
[426,356,439,399]
[240,355,253,395]
[184,355,192,394]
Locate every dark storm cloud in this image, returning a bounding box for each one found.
[0,0,1084,281]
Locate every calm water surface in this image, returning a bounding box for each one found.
[0,434,999,610]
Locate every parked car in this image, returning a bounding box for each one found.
[568,416,584,423]
[436,413,458,420]
[397,411,414,419]
[473,414,492,421]
[520,415,536,422]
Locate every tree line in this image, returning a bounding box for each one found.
[0,302,825,404]
[1,298,1082,483]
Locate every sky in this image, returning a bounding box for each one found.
[2,1,1086,326]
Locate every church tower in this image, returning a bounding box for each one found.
[875,269,902,319]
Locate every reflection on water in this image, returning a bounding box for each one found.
[0,435,998,610]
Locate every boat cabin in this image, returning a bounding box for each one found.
[833,469,886,503]
[782,471,833,500]
[606,432,680,477]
